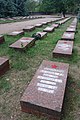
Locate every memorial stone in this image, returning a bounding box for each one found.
[20,60,69,120]
[23,26,35,32]
[8,31,24,36]
[0,57,9,76]
[9,37,35,50]
[53,40,73,57]
[43,27,55,32]
[0,35,5,44]
[61,32,75,41]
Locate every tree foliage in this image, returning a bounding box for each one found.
[0,0,80,18]
[39,0,80,14]
[0,0,36,17]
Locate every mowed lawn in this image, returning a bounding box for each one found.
[0,18,80,120]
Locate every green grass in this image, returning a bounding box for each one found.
[0,18,80,120]
[0,19,18,24]
[0,19,33,24]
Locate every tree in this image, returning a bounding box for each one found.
[0,0,6,17]
[39,0,79,14]
[0,0,79,18]
[4,0,17,17]
[24,0,36,15]
[13,0,26,16]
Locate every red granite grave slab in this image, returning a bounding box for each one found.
[43,27,55,32]
[9,37,35,50]
[53,40,73,57]
[66,27,76,32]
[23,26,35,32]
[47,21,52,23]
[70,23,77,27]
[61,32,75,41]
[36,32,47,39]
[20,60,69,120]
[56,17,71,25]
[8,31,24,36]
[71,18,77,26]
[35,24,43,27]
[0,57,10,76]
[69,25,76,29]
[51,24,59,28]
[42,22,48,25]
[0,35,5,44]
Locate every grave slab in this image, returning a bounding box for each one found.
[66,27,76,32]
[36,32,47,39]
[42,22,48,25]
[43,27,55,32]
[47,21,52,23]
[35,24,43,27]
[61,32,75,41]
[51,24,59,28]
[0,35,5,44]
[0,57,10,76]
[23,26,35,32]
[8,31,24,36]
[69,25,76,29]
[20,60,69,120]
[9,37,35,50]
[53,40,73,57]
[56,17,71,25]
[70,23,77,28]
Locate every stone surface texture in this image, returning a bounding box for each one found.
[20,60,69,120]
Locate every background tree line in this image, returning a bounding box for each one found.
[0,0,80,18]
[38,0,80,14]
[0,0,37,17]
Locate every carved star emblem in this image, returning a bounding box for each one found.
[52,64,57,69]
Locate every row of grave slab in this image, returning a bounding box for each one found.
[0,18,69,76]
[0,16,45,22]
[20,18,77,120]
[0,17,77,120]
[0,17,71,51]
[0,17,71,77]
[53,18,77,57]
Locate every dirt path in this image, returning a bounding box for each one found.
[0,17,60,34]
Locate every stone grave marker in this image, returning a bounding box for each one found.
[20,60,69,120]
[9,37,35,50]
[56,17,71,25]
[23,26,35,32]
[47,21,52,23]
[0,35,5,44]
[8,31,24,36]
[61,32,75,41]
[51,24,59,28]
[35,24,43,27]
[0,57,10,76]
[42,22,48,25]
[70,23,77,28]
[69,25,76,29]
[66,27,76,32]
[53,40,73,57]
[43,27,55,32]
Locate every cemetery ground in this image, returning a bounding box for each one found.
[0,16,41,24]
[0,18,39,24]
[0,19,20,24]
[0,18,80,120]
[0,17,58,34]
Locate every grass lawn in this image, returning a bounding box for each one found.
[0,19,19,24]
[0,18,42,24]
[0,18,80,120]
[0,19,30,24]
